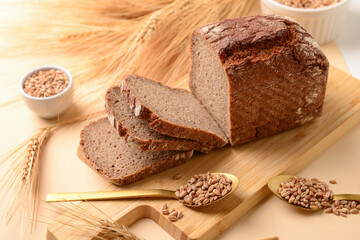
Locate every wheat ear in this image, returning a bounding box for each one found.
[0,126,50,237]
[0,110,105,236]
[47,201,144,240]
[108,8,163,78]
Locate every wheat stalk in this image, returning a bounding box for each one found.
[0,126,50,237]
[110,8,163,76]
[47,201,144,240]
[0,111,105,235]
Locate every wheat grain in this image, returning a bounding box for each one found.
[61,29,114,42]
[274,0,341,8]
[176,172,232,206]
[278,176,333,210]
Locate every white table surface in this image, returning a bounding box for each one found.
[1,1,360,239]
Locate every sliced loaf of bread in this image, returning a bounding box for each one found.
[105,86,214,153]
[80,118,193,186]
[119,75,228,148]
[190,15,329,145]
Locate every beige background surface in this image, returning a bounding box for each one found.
[1,1,359,240]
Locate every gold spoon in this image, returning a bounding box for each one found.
[268,175,360,211]
[46,173,239,208]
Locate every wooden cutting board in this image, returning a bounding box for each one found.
[47,66,360,240]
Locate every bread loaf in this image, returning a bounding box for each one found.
[105,85,214,153]
[190,14,329,145]
[80,118,193,186]
[120,75,228,148]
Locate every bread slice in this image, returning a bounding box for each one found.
[190,15,329,145]
[119,75,228,148]
[105,86,214,153]
[79,118,193,186]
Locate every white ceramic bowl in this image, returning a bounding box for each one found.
[261,0,351,45]
[19,65,73,119]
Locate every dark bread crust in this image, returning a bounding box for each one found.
[105,86,214,153]
[106,151,192,186]
[120,76,228,148]
[79,118,194,187]
[191,14,329,145]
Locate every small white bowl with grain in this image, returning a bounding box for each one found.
[261,0,351,44]
[19,65,73,119]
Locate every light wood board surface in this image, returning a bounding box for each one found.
[0,1,356,240]
[47,66,360,240]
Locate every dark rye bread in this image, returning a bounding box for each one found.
[79,118,193,186]
[120,75,228,148]
[190,14,329,146]
[105,86,214,153]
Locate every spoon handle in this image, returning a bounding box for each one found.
[333,194,360,201]
[46,189,177,202]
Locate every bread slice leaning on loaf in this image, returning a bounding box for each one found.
[119,75,228,148]
[105,86,214,153]
[79,118,193,186]
[190,14,329,146]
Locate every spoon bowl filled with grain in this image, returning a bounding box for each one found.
[268,175,360,217]
[19,65,73,119]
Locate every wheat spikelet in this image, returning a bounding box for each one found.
[0,126,50,236]
[0,111,105,235]
[108,8,163,77]
[47,201,144,240]
[61,29,115,42]
[133,10,162,46]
